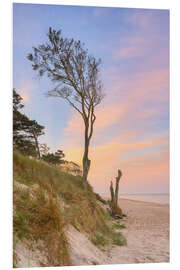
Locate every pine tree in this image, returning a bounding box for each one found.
[42,149,65,165]
[13,89,45,157]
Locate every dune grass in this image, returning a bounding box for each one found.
[13,151,126,266]
[13,176,70,266]
[113,223,127,229]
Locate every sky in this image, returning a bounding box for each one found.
[13,3,169,194]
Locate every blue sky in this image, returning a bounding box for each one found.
[13,3,169,193]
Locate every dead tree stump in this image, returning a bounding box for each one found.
[108,169,123,217]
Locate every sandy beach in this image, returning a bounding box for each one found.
[105,197,170,264]
[67,197,169,266]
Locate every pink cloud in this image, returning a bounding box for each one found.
[104,68,169,104]
[63,130,169,193]
[112,33,160,60]
[114,46,144,59]
[89,134,169,192]
[62,67,169,160]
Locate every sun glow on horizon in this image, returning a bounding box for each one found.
[20,93,29,102]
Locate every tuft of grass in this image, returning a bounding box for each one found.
[112,231,127,246]
[91,233,110,246]
[113,223,126,229]
[104,210,113,220]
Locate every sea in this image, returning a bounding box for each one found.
[118,193,169,205]
[101,193,169,205]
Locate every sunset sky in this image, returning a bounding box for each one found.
[13,3,169,194]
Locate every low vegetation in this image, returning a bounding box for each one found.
[13,151,126,267]
[113,223,127,229]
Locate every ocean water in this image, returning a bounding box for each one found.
[118,194,169,205]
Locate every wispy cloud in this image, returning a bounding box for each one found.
[111,9,169,61]
[114,46,144,59]
[125,9,169,32]
[63,68,169,145]
[64,129,169,193]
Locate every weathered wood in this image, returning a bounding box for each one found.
[109,170,123,217]
[110,181,115,203]
[115,170,122,207]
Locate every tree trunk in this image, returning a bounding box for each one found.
[82,155,91,188]
[33,132,41,159]
[110,181,115,203]
[115,170,122,207]
[82,123,91,188]
[109,170,122,216]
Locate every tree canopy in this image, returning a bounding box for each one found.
[27,27,105,186]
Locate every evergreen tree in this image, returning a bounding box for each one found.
[42,149,65,165]
[40,143,50,156]
[13,88,24,111]
[55,149,65,161]
[13,89,45,157]
[24,119,45,159]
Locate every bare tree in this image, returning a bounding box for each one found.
[109,170,123,217]
[27,27,105,187]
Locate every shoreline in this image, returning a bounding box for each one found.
[117,197,169,206]
[118,198,169,207]
[101,194,169,206]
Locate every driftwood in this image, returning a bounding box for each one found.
[108,169,123,217]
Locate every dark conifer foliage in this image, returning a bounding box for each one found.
[42,149,65,165]
[13,89,45,157]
